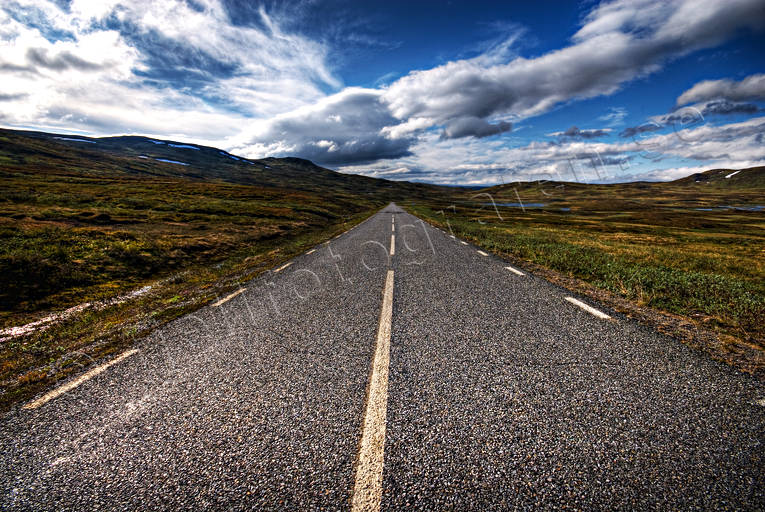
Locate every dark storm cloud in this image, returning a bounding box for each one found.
[440,117,512,139]
[230,88,415,166]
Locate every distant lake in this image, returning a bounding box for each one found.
[694,205,764,212]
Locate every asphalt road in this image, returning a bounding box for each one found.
[1,203,763,510]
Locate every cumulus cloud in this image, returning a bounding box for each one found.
[231,0,765,166]
[379,0,765,142]
[340,116,765,186]
[227,88,414,166]
[1,0,764,178]
[440,117,512,139]
[677,73,765,105]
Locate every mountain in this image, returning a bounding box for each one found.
[671,166,765,188]
[0,128,444,199]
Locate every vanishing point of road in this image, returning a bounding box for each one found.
[1,204,763,510]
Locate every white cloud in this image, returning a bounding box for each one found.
[229,0,765,171]
[226,88,414,165]
[0,0,337,140]
[677,73,765,105]
[379,0,765,140]
[340,116,765,185]
[1,0,764,184]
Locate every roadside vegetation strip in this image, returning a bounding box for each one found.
[0,206,380,413]
[23,349,140,410]
[212,288,246,307]
[565,297,612,320]
[352,270,394,512]
[404,195,765,373]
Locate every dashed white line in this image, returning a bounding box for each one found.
[450,235,455,239]
[306,249,316,255]
[504,265,525,276]
[565,297,611,320]
[477,250,488,256]
[274,262,293,273]
[390,234,395,256]
[352,270,394,512]
[23,349,140,410]
[460,241,468,245]
[212,288,245,306]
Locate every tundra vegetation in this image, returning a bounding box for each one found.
[1,128,762,409]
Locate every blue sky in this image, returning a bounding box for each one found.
[1,0,764,185]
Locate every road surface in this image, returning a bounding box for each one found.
[1,203,763,510]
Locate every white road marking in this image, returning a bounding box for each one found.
[274,262,293,273]
[212,288,245,307]
[504,265,525,276]
[565,297,611,320]
[450,235,455,239]
[392,224,395,233]
[477,250,488,256]
[352,270,394,512]
[390,234,395,256]
[460,241,468,245]
[306,249,316,255]
[23,349,140,410]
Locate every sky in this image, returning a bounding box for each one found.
[1,0,764,185]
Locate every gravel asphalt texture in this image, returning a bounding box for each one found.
[1,203,763,510]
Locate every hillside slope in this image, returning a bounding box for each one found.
[0,128,439,198]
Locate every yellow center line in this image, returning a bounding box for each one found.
[352,270,394,512]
